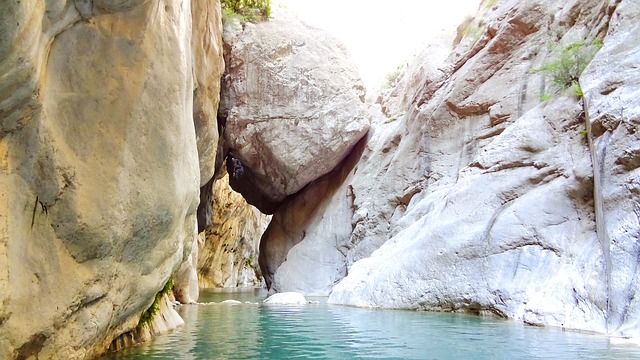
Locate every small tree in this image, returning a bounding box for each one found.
[539,39,602,98]
[221,0,271,22]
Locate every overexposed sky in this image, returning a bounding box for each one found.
[275,0,481,90]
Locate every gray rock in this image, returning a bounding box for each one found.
[220,10,370,212]
[266,0,639,340]
[581,0,640,339]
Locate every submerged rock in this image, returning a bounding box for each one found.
[221,299,243,305]
[263,292,309,305]
[219,9,370,213]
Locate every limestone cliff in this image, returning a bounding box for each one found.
[0,0,223,358]
[197,173,270,288]
[267,0,640,339]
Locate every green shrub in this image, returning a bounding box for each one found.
[221,0,271,23]
[483,0,499,9]
[538,39,602,98]
[383,67,405,89]
[462,23,484,48]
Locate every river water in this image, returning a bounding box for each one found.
[100,288,640,359]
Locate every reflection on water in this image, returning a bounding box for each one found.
[100,288,640,360]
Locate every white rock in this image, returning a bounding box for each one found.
[221,300,242,305]
[263,292,309,305]
[581,0,640,340]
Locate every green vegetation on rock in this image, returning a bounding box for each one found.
[538,39,602,99]
[138,279,174,328]
[221,0,271,23]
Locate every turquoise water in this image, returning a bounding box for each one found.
[101,288,640,359]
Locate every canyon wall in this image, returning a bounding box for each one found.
[0,0,223,358]
[197,174,270,288]
[267,0,640,339]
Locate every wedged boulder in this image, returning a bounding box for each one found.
[219,9,370,213]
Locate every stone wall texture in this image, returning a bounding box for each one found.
[0,0,223,358]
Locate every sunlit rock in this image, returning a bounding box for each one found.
[0,0,223,358]
[219,9,370,213]
[263,292,308,305]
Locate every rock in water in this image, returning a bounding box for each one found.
[263,292,309,305]
[221,300,242,305]
[219,9,370,213]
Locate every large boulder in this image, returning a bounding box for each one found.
[219,10,370,213]
[0,0,222,358]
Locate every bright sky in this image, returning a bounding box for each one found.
[275,0,481,91]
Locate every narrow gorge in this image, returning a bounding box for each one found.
[1,0,639,358]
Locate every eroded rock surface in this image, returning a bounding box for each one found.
[219,10,370,213]
[582,0,640,339]
[265,0,639,338]
[197,174,270,288]
[0,0,223,358]
[259,135,368,295]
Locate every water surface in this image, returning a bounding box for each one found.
[101,288,640,359]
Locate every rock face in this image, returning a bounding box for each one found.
[581,0,640,339]
[259,135,368,295]
[0,0,223,358]
[267,0,640,338]
[219,10,370,213]
[197,174,270,288]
